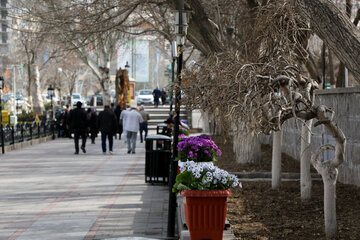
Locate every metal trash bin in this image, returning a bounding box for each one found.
[156,123,168,135]
[145,134,171,184]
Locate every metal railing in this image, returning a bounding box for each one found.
[0,120,57,153]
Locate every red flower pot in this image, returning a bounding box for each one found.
[181,189,231,240]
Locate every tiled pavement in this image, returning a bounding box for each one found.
[0,136,170,240]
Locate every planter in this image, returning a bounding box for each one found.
[181,189,231,240]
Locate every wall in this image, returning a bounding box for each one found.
[260,87,360,186]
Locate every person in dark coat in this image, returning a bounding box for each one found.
[114,105,123,140]
[87,107,98,144]
[61,105,71,138]
[97,105,118,154]
[67,101,89,154]
[162,117,174,137]
[161,88,167,105]
[153,87,161,107]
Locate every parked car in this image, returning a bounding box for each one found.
[45,95,59,104]
[15,95,25,108]
[86,94,103,106]
[137,90,154,105]
[66,93,86,106]
[2,94,14,103]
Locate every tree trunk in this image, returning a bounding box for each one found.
[300,120,312,201]
[272,130,282,189]
[201,110,210,133]
[328,50,335,85]
[233,127,262,164]
[30,64,44,115]
[99,64,111,105]
[185,0,223,56]
[310,105,346,238]
[336,62,345,87]
[293,0,360,81]
[324,176,337,238]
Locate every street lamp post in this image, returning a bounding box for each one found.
[0,76,5,154]
[48,85,55,140]
[124,62,131,105]
[125,61,130,71]
[167,0,188,237]
[47,85,54,120]
[169,41,177,115]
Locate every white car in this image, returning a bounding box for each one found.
[67,93,86,107]
[137,90,154,105]
[45,95,59,104]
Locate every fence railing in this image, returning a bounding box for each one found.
[0,120,56,153]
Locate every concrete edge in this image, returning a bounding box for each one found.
[3,135,55,153]
[232,172,321,180]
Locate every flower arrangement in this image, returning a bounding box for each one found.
[173,161,241,194]
[177,136,221,162]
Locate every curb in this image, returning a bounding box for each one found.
[3,135,55,153]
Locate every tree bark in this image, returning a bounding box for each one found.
[311,105,346,238]
[185,0,223,56]
[300,120,312,201]
[336,62,345,87]
[30,64,44,115]
[272,130,282,189]
[233,127,262,164]
[324,176,337,238]
[293,0,360,81]
[328,50,335,85]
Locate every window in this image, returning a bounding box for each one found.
[1,10,6,19]
[2,32,7,43]
[2,24,6,32]
[1,0,6,8]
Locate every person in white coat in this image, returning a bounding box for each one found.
[120,105,130,143]
[123,100,143,154]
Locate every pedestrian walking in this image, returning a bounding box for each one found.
[87,107,98,144]
[124,100,143,154]
[67,101,88,154]
[161,88,167,105]
[139,105,150,143]
[120,105,130,143]
[114,105,123,139]
[61,105,71,138]
[97,105,118,154]
[153,86,161,107]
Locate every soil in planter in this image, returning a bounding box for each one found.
[213,135,360,240]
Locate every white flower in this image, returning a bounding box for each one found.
[194,173,201,179]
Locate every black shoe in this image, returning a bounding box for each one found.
[74,152,79,154]
[132,151,135,154]
[81,146,86,153]
[127,150,131,154]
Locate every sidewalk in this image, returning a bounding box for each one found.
[0,136,170,240]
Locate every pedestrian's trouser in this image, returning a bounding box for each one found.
[139,122,148,142]
[127,131,137,152]
[74,129,87,153]
[101,132,114,152]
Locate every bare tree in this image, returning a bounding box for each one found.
[180,2,346,237]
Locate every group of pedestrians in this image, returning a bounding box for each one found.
[152,87,168,107]
[65,100,149,155]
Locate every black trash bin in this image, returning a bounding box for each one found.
[156,123,168,135]
[145,134,171,184]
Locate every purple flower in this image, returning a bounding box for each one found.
[177,136,221,162]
